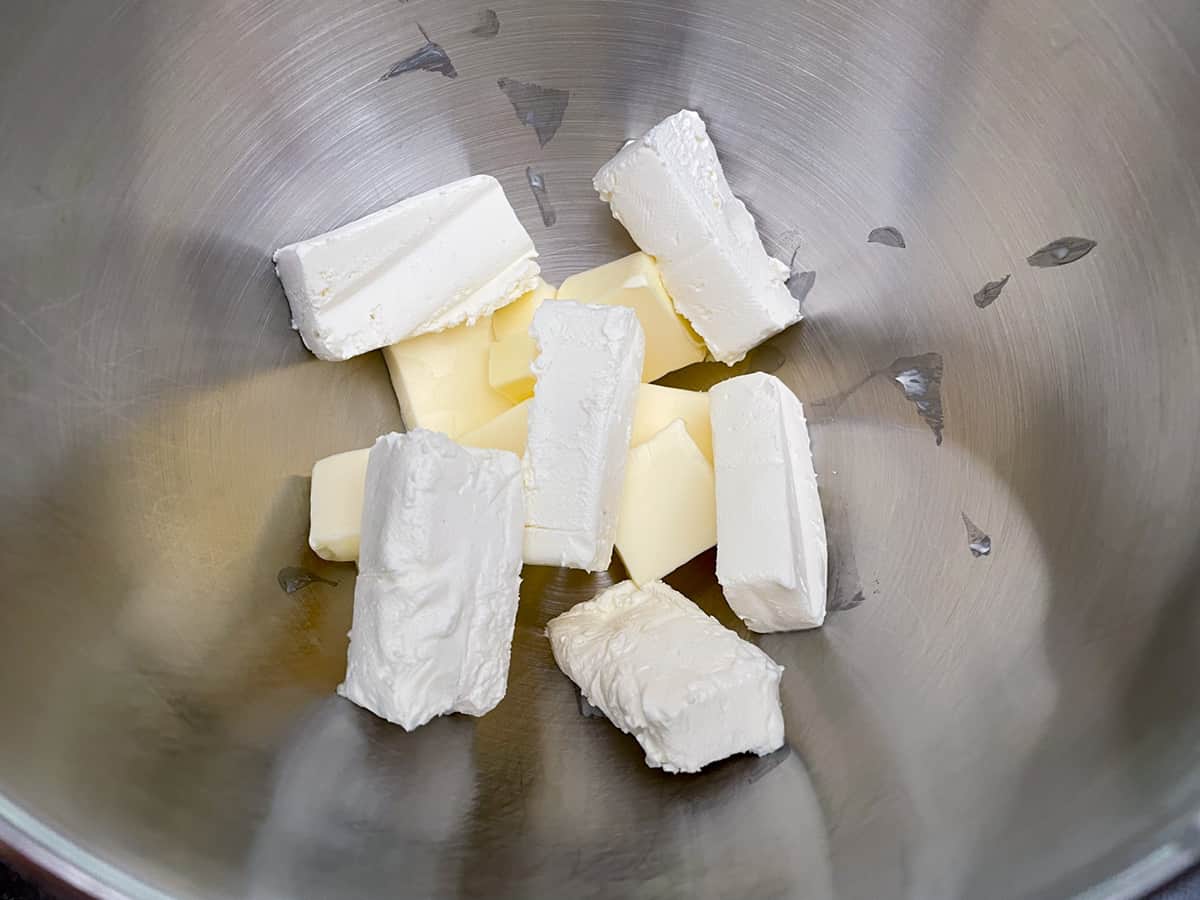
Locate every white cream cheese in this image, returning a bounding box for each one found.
[338,430,524,729]
[523,301,644,571]
[546,580,786,773]
[557,252,705,381]
[274,175,539,361]
[710,373,828,631]
[593,110,800,364]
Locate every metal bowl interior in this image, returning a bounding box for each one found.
[2,1,1199,898]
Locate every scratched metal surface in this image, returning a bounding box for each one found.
[1,1,1199,898]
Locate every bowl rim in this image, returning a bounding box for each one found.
[2,787,1198,899]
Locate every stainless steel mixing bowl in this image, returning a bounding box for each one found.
[2,1,1199,898]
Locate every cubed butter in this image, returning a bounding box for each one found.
[488,332,538,403]
[309,447,371,562]
[631,383,712,462]
[382,317,514,439]
[615,420,716,586]
[559,253,706,382]
[458,401,530,456]
[492,278,557,340]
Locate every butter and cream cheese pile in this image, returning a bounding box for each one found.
[276,110,827,774]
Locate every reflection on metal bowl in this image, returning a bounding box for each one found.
[1,1,1198,898]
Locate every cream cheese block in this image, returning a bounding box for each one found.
[594,111,799,364]
[523,302,644,570]
[558,253,705,381]
[546,580,785,773]
[339,430,524,729]
[274,175,539,361]
[710,373,827,631]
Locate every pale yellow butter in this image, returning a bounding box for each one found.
[309,447,371,562]
[615,419,717,586]
[382,317,514,438]
[631,383,712,462]
[558,253,706,382]
[459,401,530,456]
[488,332,538,403]
[492,278,557,340]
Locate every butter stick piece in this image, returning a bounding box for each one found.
[309,448,371,562]
[488,333,538,403]
[493,278,557,340]
[382,317,514,439]
[615,420,716,585]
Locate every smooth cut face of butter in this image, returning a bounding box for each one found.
[523,302,644,571]
[558,253,705,382]
[273,174,540,361]
[382,316,514,439]
[615,420,716,586]
[458,401,530,457]
[546,580,785,774]
[309,447,371,562]
[631,383,712,462]
[593,111,800,364]
[710,372,828,632]
[488,332,538,403]
[492,278,557,340]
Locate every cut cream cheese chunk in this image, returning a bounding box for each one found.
[273,175,540,361]
[710,373,827,631]
[382,317,514,439]
[523,302,644,570]
[593,111,799,364]
[546,579,785,773]
[339,430,524,730]
[492,278,557,340]
[558,253,705,382]
[309,447,370,562]
[615,420,716,586]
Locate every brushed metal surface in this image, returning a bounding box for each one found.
[2,1,1199,898]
